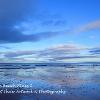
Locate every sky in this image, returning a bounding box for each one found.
[0,0,100,63]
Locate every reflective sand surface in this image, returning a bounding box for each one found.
[0,66,100,100]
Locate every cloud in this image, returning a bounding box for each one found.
[0,0,36,43]
[0,0,61,43]
[2,43,90,62]
[4,50,36,58]
[89,47,100,55]
[0,0,36,26]
[53,55,100,60]
[76,20,100,33]
[1,0,99,44]
[41,19,67,26]
[1,43,100,62]
[0,46,11,49]
[38,43,86,58]
[0,28,60,43]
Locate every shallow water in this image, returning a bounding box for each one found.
[0,66,100,100]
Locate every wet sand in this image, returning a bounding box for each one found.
[0,66,100,100]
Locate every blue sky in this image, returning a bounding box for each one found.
[0,0,100,63]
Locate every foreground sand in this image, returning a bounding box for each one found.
[0,66,100,100]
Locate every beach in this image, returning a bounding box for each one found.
[0,65,100,100]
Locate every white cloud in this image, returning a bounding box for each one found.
[1,43,94,63]
[75,20,100,33]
